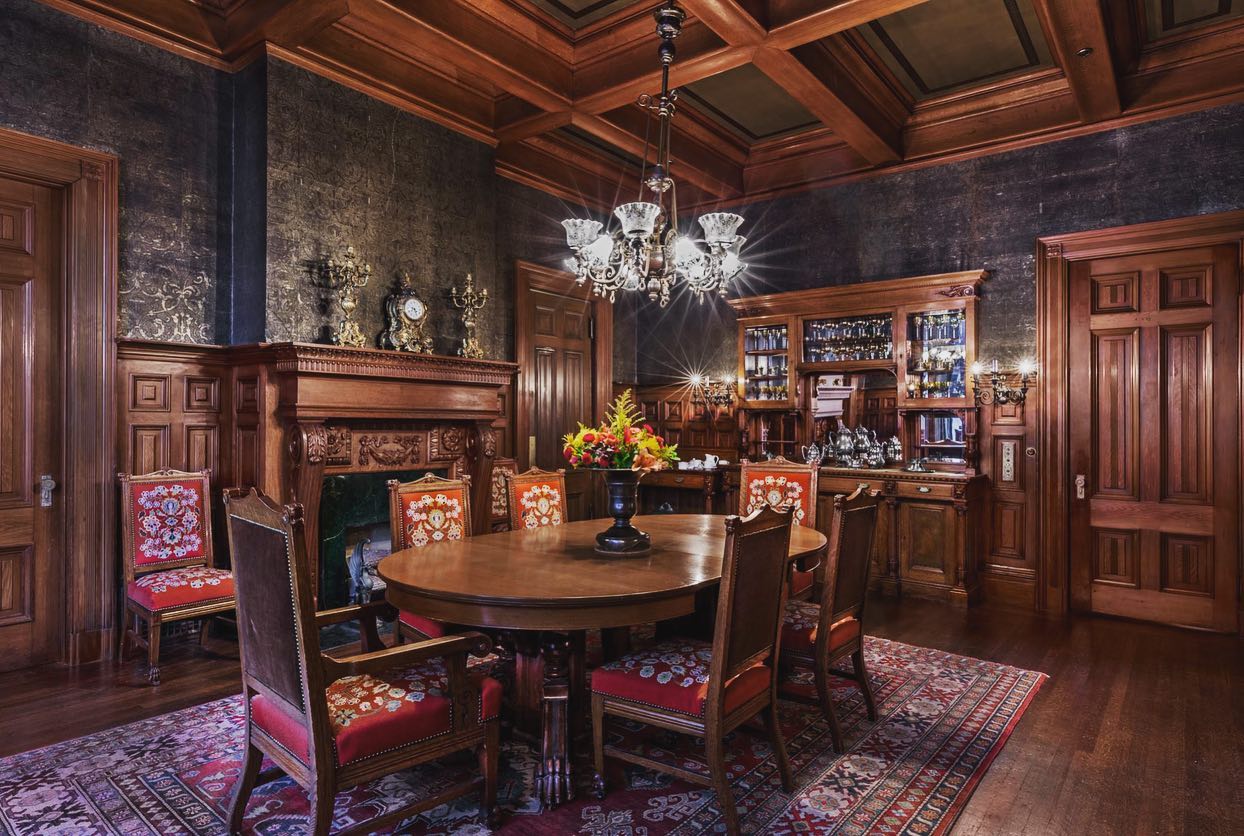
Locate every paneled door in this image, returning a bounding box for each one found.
[1068,244,1239,631]
[516,262,613,522]
[0,176,63,670]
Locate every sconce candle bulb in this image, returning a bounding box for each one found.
[972,358,1036,406]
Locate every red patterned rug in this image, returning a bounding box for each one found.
[0,637,1044,835]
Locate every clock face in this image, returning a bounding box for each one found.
[402,297,426,322]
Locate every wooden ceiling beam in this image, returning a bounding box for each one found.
[680,0,766,45]
[497,110,573,143]
[752,46,901,165]
[221,0,349,57]
[1031,0,1121,121]
[764,0,934,50]
[346,0,573,111]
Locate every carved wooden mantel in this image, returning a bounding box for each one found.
[246,343,517,585]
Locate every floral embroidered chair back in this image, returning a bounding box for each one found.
[489,457,518,531]
[504,467,567,530]
[739,456,819,529]
[387,472,474,551]
[119,468,215,582]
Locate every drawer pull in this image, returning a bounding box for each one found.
[674,476,685,483]
[917,486,931,493]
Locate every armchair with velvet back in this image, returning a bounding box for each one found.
[739,456,820,600]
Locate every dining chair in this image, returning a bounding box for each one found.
[590,505,796,835]
[117,468,233,684]
[223,487,500,835]
[387,472,473,642]
[779,486,881,752]
[739,456,820,600]
[488,457,518,531]
[503,466,567,530]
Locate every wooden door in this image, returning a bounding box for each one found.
[0,176,63,670]
[516,263,612,522]
[898,500,956,587]
[1069,245,1239,631]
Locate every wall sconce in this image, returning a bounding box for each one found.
[689,373,736,409]
[971,358,1036,405]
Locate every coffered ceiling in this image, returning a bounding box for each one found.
[38,0,1244,210]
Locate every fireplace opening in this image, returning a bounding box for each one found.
[319,468,447,608]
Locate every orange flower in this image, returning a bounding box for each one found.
[632,451,660,471]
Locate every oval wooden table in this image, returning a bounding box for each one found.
[378,514,826,807]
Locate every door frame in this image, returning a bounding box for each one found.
[1036,210,1244,630]
[514,260,613,471]
[0,127,119,663]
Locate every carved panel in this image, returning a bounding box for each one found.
[564,310,585,341]
[991,500,1024,560]
[0,280,31,507]
[236,377,259,412]
[1161,534,1213,596]
[129,374,170,411]
[1091,330,1138,498]
[996,438,1021,486]
[1092,528,1138,587]
[1091,272,1139,313]
[184,376,220,412]
[325,426,352,466]
[235,427,258,488]
[1160,266,1211,308]
[184,425,217,472]
[535,304,556,337]
[0,200,32,255]
[0,546,33,627]
[664,400,684,422]
[357,433,424,468]
[901,502,953,578]
[129,425,169,474]
[1161,325,1210,504]
[430,426,466,461]
[641,400,660,423]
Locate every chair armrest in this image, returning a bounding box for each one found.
[314,600,389,627]
[321,631,493,681]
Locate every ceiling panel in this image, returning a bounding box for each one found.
[525,0,641,29]
[680,64,820,142]
[1142,0,1243,40]
[856,0,1054,99]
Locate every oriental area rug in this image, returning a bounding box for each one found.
[0,638,1044,835]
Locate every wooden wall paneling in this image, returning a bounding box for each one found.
[978,385,1040,609]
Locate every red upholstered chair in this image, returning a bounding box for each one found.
[590,506,796,836]
[739,456,819,600]
[117,468,233,684]
[779,486,881,752]
[503,466,567,530]
[489,457,518,531]
[223,488,499,834]
[387,473,473,642]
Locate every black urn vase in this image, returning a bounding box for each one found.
[595,468,650,556]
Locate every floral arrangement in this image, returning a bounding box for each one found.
[563,390,678,471]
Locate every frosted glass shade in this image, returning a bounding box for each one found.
[698,212,744,245]
[722,235,746,279]
[614,202,661,240]
[562,218,604,249]
[585,233,614,264]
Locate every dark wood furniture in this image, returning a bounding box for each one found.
[503,466,567,529]
[780,487,881,751]
[637,468,725,515]
[223,488,500,835]
[635,383,740,464]
[589,507,796,835]
[740,456,819,600]
[488,457,517,531]
[377,513,826,808]
[387,473,474,643]
[116,468,234,684]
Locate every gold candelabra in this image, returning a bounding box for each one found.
[322,245,372,348]
[449,273,488,359]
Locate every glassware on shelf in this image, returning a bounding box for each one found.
[743,324,790,400]
[803,314,893,364]
[904,308,967,399]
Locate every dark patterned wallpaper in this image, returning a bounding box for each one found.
[0,0,225,343]
[637,102,1244,383]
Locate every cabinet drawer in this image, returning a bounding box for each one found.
[820,476,880,496]
[647,472,709,489]
[894,481,957,501]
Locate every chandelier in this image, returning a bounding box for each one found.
[561,1,746,307]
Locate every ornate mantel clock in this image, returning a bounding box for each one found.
[382,271,434,353]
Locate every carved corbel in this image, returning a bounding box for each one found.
[287,422,328,585]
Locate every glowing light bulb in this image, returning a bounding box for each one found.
[689,373,704,387]
[1017,358,1036,377]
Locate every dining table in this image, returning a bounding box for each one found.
[378,513,827,807]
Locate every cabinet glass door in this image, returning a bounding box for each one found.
[743,324,789,401]
[904,309,967,399]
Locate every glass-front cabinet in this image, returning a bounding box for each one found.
[902,308,968,401]
[803,313,894,366]
[740,320,793,405]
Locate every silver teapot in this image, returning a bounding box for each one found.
[864,440,887,468]
[801,442,822,466]
[883,435,903,464]
[854,426,876,455]
[834,425,856,461]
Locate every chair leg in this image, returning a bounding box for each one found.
[591,693,606,799]
[853,648,878,722]
[228,741,263,834]
[478,721,500,827]
[146,616,162,685]
[815,657,844,753]
[310,776,335,836]
[764,700,794,793]
[199,616,211,647]
[706,735,741,836]
[116,609,130,662]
